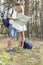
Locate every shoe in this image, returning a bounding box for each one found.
[7,48,13,53]
[7,49,11,53]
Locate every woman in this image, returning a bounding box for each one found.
[17,5,27,49]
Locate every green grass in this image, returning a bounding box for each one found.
[0,38,43,65]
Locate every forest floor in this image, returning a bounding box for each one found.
[0,38,43,65]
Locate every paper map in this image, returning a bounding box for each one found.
[9,14,31,31]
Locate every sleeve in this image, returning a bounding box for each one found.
[8,8,12,14]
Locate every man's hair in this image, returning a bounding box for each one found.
[15,3,20,6]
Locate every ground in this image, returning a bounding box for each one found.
[0,38,43,65]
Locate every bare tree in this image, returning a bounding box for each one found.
[40,0,43,37]
[24,0,30,38]
[3,0,17,7]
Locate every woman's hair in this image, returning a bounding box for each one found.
[20,8,22,12]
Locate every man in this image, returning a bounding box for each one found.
[7,3,20,52]
[7,3,27,52]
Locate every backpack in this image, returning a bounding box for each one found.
[21,40,33,49]
[2,7,14,28]
[24,41,33,49]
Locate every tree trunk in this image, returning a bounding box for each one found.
[24,0,29,16]
[13,0,17,4]
[24,0,29,38]
[41,0,43,37]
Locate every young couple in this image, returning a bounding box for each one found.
[7,3,27,52]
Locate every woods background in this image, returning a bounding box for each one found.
[0,0,43,38]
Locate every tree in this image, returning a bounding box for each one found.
[24,0,29,16]
[24,0,30,38]
[3,0,17,7]
[40,0,43,37]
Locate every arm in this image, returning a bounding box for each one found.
[8,13,18,20]
[8,8,19,21]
